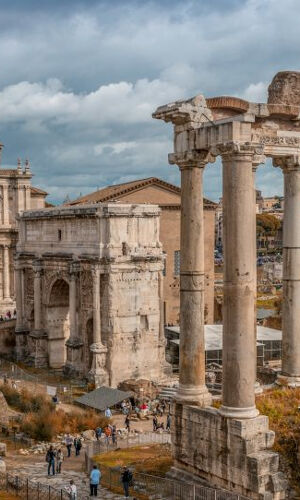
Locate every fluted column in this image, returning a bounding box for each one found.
[169,151,212,406]
[92,266,102,344]
[15,263,24,330]
[33,260,43,331]
[3,245,10,300]
[275,155,300,385]
[219,143,261,419]
[89,264,108,387]
[69,265,78,341]
[2,185,9,225]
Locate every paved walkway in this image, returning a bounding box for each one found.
[7,462,127,499]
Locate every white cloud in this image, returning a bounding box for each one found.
[241,82,268,102]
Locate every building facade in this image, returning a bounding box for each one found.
[69,177,216,325]
[15,203,168,387]
[0,149,47,314]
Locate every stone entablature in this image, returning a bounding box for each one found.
[15,203,168,387]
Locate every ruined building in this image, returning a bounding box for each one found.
[15,203,169,386]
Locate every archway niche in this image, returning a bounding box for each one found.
[47,279,70,369]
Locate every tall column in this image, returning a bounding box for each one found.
[25,185,31,210]
[3,245,10,300]
[69,266,78,340]
[15,264,24,330]
[158,270,165,344]
[275,155,300,385]
[169,151,212,406]
[219,144,261,419]
[89,264,108,387]
[92,266,102,344]
[33,260,43,331]
[2,184,9,225]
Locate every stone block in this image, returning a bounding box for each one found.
[0,442,7,457]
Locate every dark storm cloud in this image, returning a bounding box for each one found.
[0,0,297,202]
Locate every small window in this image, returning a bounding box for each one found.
[58,230,62,241]
[174,250,180,276]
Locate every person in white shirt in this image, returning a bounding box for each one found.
[105,407,112,418]
[65,479,77,499]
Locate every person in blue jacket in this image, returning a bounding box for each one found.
[90,464,101,496]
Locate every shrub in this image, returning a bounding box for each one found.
[0,384,53,414]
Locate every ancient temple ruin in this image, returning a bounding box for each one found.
[152,71,300,498]
[15,203,168,387]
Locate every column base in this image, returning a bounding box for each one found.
[65,337,84,373]
[276,374,300,387]
[218,404,259,419]
[175,384,212,406]
[171,403,287,499]
[89,343,109,388]
[28,330,48,368]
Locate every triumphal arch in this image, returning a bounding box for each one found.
[153,71,300,498]
[15,203,168,387]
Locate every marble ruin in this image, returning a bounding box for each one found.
[15,203,169,387]
[152,71,300,498]
[0,153,47,314]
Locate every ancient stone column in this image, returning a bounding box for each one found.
[92,266,102,344]
[69,267,78,340]
[219,143,260,419]
[3,245,10,300]
[275,155,300,385]
[89,264,108,387]
[158,270,165,344]
[33,260,43,331]
[15,264,24,330]
[169,151,212,406]
[2,184,9,225]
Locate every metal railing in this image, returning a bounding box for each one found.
[0,472,91,499]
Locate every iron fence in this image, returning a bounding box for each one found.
[0,472,80,499]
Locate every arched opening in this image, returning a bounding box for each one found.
[47,279,70,369]
[86,318,93,368]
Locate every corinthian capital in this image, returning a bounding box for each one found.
[273,155,300,172]
[169,151,216,169]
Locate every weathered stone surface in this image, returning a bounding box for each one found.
[268,71,300,106]
[16,203,169,387]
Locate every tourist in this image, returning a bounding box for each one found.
[0,315,3,322]
[121,466,133,498]
[74,436,82,456]
[153,415,158,432]
[65,433,73,457]
[90,464,101,496]
[104,426,111,446]
[95,426,102,441]
[105,407,112,419]
[46,445,56,476]
[125,415,130,432]
[166,414,171,432]
[56,448,64,473]
[65,479,77,499]
[112,424,117,445]
[13,309,17,318]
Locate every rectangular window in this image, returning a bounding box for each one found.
[174,250,180,276]
[58,230,62,241]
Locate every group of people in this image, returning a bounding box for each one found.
[95,424,118,445]
[65,433,82,457]
[0,309,16,321]
[45,446,64,475]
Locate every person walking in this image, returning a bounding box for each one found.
[105,407,112,419]
[166,414,171,432]
[90,464,101,496]
[65,433,73,457]
[95,426,102,441]
[125,415,130,432]
[46,445,56,476]
[56,448,64,473]
[74,437,82,456]
[153,415,158,432]
[65,479,77,499]
[104,426,111,447]
[121,466,133,498]
[112,425,117,446]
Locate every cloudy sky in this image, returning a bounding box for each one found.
[0,0,298,203]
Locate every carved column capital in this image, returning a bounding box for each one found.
[214,141,264,160]
[33,259,43,276]
[169,151,215,169]
[273,155,300,172]
[69,261,80,278]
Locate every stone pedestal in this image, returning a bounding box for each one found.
[171,403,287,499]
[65,338,83,375]
[28,330,48,368]
[15,328,30,361]
[89,342,109,387]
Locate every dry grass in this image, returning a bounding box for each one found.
[0,492,18,499]
[95,443,173,476]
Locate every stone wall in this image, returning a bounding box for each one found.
[0,320,16,356]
